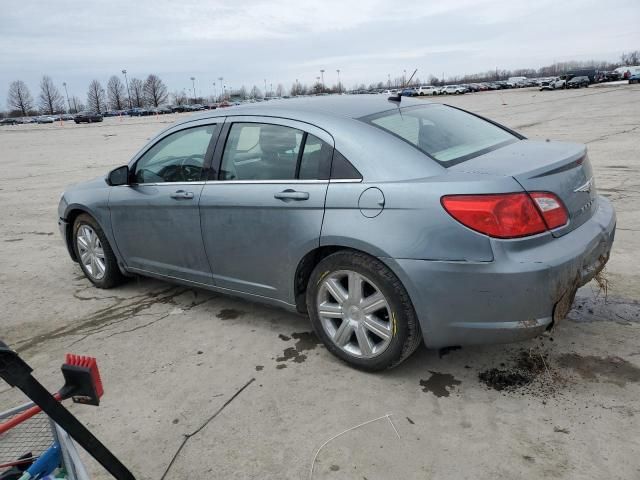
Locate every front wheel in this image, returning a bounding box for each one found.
[73,214,124,288]
[306,251,422,371]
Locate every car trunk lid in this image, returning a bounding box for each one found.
[449,140,598,237]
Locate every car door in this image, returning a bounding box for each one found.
[109,121,221,285]
[199,117,334,303]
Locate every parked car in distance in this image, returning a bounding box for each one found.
[539,80,556,91]
[58,96,615,371]
[507,76,527,87]
[35,115,55,124]
[415,86,440,96]
[554,78,567,89]
[61,113,75,121]
[567,76,590,88]
[400,88,416,97]
[628,73,640,84]
[441,85,465,94]
[127,107,150,116]
[74,111,104,123]
[0,118,20,125]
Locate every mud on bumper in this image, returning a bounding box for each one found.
[386,196,616,349]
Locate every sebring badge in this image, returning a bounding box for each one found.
[574,177,593,193]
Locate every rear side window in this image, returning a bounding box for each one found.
[298,134,332,180]
[219,123,334,181]
[362,104,518,166]
[220,123,302,180]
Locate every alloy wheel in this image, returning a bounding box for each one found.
[76,225,106,280]
[316,270,393,358]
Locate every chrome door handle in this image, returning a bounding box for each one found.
[170,190,194,200]
[274,189,309,201]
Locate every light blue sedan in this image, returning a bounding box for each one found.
[58,96,615,370]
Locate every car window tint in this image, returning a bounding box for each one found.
[363,104,517,166]
[331,150,362,180]
[220,123,302,180]
[298,134,332,180]
[134,125,215,183]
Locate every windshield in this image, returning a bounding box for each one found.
[361,104,518,166]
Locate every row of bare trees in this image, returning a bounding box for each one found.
[6,74,169,116]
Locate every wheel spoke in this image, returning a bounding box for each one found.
[77,235,89,249]
[318,302,343,318]
[347,272,363,303]
[80,251,91,265]
[333,320,354,347]
[360,291,386,314]
[325,278,348,305]
[355,324,373,356]
[94,247,105,260]
[363,315,391,341]
[95,258,106,275]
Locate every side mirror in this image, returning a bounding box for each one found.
[106,165,129,186]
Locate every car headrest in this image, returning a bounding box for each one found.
[418,123,448,153]
[260,126,297,156]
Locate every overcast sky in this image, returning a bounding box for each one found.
[1,0,638,104]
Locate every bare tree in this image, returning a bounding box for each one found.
[171,90,187,106]
[107,75,126,110]
[86,80,107,113]
[69,96,83,113]
[7,80,34,116]
[38,76,64,114]
[129,78,144,107]
[237,86,248,100]
[143,74,168,107]
[275,83,284,97]
[621,51,640,66]
[250,85,262,99]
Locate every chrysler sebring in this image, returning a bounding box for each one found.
[58,96,615,370]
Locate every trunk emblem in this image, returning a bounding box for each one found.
[574,178,593,193]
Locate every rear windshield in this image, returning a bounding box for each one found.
[361,104,518,166]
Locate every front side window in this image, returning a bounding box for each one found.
[362,104,518,166]
[134,125,215,183]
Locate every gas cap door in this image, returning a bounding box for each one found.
[358,187,385,218]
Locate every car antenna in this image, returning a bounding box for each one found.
[388,69,418,103]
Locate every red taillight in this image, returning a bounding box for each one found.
[529,192,568,230]
[441,192,567,239]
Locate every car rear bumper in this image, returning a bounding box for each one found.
[384,195,616,348]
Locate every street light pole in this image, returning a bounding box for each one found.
[62,82,71,113]
[218,77,224,101]
[190,77,196,103]
[320,69,325,92]
[336,69,341,93]
[121,69,131,109]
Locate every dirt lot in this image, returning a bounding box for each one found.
[1,85,639,479]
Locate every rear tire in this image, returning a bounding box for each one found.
[73,214,124,289]
[306,250,422,371]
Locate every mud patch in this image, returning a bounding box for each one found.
[439,346,461,358]
[556,353,640,387]
[275,331,321,364]
[479,350,551,392]
[570,294,639,325]
[419,371,461,397]
[216,308,244,320]
[255,365,264,371]
[4,238,23,242]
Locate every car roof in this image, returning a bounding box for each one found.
[166,95,444,182]
[183,95,430,125]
